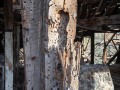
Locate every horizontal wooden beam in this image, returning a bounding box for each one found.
[78,0,101,4]
[77,25,120,33]
[78,14,120,27]
[78,0,120,5]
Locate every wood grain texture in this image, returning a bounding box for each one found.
[22,0,42,90]
[42,0,80,89]
[4,0,13,90]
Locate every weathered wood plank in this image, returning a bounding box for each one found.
[4,0,13,90]
[22,0,42,90]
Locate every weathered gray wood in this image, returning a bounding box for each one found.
[43,0,80,89]
[4,0,13,90]
[22,0,42,90]
[5,33,13,90]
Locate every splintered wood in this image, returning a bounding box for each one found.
[43,0,80,89]
[22,0,80,89]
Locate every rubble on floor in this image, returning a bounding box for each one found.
[79,64,114,90]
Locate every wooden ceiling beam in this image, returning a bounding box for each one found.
[78,0,101,4]
[77,24,120,33]
[78,14,120,26]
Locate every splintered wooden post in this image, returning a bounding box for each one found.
[43,0,80,89]
[22,0,42,90]
[4,0,13,90]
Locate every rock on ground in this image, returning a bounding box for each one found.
[79,65,114,90]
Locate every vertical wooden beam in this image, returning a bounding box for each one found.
[13,25,20,88]
[116,45,120,64]
[22,0,42,90]
[91,33,94,64]
[13,26,20,66]
[103,33,107,64]
[43,0,80,89]
[4,0,13,90]
[103,33,116,64]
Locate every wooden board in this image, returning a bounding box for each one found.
[4,0,13,90]
[22,0,42,89]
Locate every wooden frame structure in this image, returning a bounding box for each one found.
[0,0,120,90]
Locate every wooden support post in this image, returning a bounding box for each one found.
[103,33,107,64]
[43,0,80,89]
[22,0,42,90]
[13,25,20,88]
[91,33,94,64]
[116,45,120,64]
[103,33,116,64]
[13,26,20,67]
[4,0,13,90]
